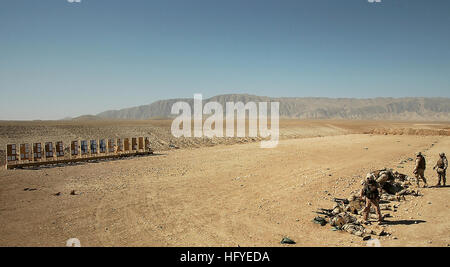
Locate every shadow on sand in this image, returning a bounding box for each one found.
[16,153,167,170]
[381,219,426,226]
[428,185,449,189]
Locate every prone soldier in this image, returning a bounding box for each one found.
[376,169,395,190]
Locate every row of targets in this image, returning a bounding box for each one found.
[7,142,63,162]
[6,137,151,163]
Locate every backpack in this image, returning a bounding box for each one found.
[363,181,379,200]
[417,156,426,169]
[437,158,445,168]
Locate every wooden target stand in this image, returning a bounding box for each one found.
[5,137,153,170]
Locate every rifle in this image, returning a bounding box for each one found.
[333,198,349,205]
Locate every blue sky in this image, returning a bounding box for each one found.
[1,0,449,120]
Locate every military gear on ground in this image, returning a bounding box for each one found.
[393,171,408,181]
[314,169,421,238]
[382,182,404,195]
[342,223,366,237]
[280,237,296,244]
[346,198,365,214]
[330,212,357,228]
[313,216,327,226]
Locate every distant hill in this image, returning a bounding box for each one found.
[94,94,450,121]
[72,115,103,121]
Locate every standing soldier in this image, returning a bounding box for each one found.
[414,152,428,188]
[433,153,448,187]
[360,174,383,224]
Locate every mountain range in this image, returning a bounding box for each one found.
[83,94,450,121]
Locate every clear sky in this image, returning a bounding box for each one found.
[1,0,449,120]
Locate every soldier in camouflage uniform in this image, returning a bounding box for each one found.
[376,170,395,192]
[433,153,448,187]
[393,171,408,181]
[414,152,428,188]
[360,174,383,223]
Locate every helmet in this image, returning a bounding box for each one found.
[440,152,445,157]
[366,173,376,182]
[416,152,422,157]
[362,173,373,185]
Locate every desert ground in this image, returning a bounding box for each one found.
[0,119,449,247]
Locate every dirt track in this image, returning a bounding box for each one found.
[1,127,449,247]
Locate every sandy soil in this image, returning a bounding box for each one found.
[0,120,449,247]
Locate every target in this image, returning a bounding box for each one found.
[6,136,153,169]
[132,138,138,151]
[108,139,115,153]
[33,143,42,160]
[90,140,98,154]
[138,137,144,150]
[99,139,107,153]
[45,142,54,158]
[124,138,130,152]
[81,140,88,155]
[20,144,31,161]
[145,137,150,151]
[7,144,17,162]
[56,141,64,157]
[71,141,79,156]
[116,139,123,152]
